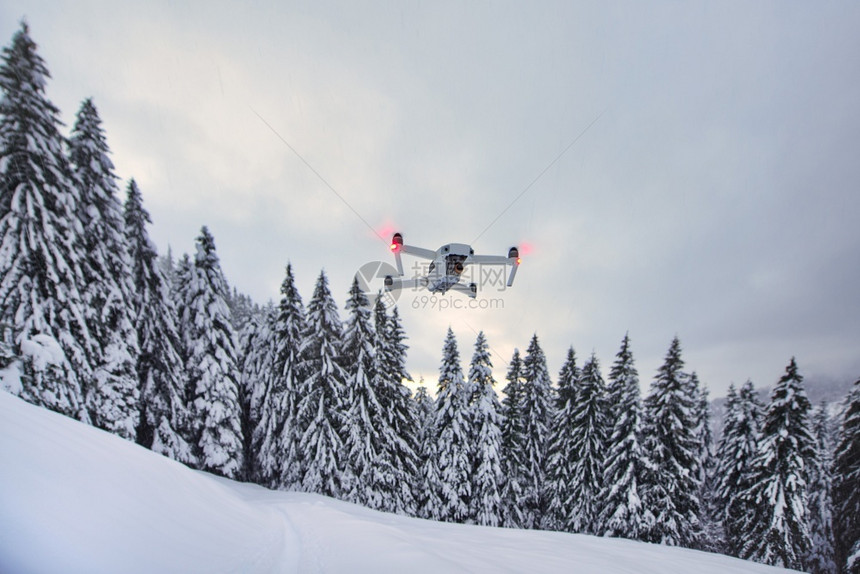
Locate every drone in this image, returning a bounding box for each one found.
[384,232,520,299]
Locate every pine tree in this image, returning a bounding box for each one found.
[238,309,276,483]
[296,270,346,498]
[598,333,652,540]
[227,287,259,332]
[568,353,609,534]
[373,302,419,515]
[518,334,554,529]
[434,328,472,523]
[543,347,580,531]
[740,358,815,569]
[691,373,722,552]
[173,253,192,343]
[158,246,177,290]
[0,22,90,418]
[69,98,139,440]
[414,384,443,520]
[0,321,15,375]
[715,380,763,557]
[467,331,505,527]
[181,227,244,478]
[500,348,526,528]
[833,377,860,574]
[641,336,702,547]
[269,263,306,490]
[690,373,712,486]
[806,403,837,574]
[123,180,192,463]
[173,253,192,305]
[340,277,391,508]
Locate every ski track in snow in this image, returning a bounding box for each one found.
[0,390,798,573]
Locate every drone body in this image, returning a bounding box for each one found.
[384,233,520,299]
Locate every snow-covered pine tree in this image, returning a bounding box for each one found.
[238,308,276,483]
[598,333,652,540]
[500,348,526,528]
[296,270,347,498]
[227,287,259,332]
[806,403,837,574]
[340,277,391,508]
[123,179,193,463]
[641,336,702,548]
[466,331,505,527]
[173,253,192,308]
[543,347,580,531]
[0,321,14,374]
[414,383,443,520]
[690,373,712,486]
[181,227,244,478]
[518,334,554,530]
[69,98,139,440]
[172,253,197,429]
[714,381,763,557]
[158,246,177,291]
[373,302,419,515]
[173,252,195,404]
[173,253,190,327]
[568,353,609,534]
[833,377,860,574]
[0,22,90,418]
[236,316,256,476]
[268,263,306,491]
[740,358,815,570]
[690,373,722,552]
[434,328,472,523]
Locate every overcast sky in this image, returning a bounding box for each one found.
[3,1,859,397]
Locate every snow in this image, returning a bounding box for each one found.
[849,544,860,572]
[0,390,799,574]
[19,334,66,371]
[0,361,23,394]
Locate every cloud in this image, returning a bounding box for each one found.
[4,1,859,397]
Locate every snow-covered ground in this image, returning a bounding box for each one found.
[0,390,796,574]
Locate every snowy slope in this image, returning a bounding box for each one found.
[0,391,796,574]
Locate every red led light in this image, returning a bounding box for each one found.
[390,243,399,251]
[516,257,522,265]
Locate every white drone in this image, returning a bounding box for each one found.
[384,232,521,298]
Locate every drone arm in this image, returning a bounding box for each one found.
[391,244,434,276]
[384,276,425,291]
[389,233,434,274]
[469,254,511,265]
[470,248,521,287]
[507,260,519,287]
[401,244,437,259]
[392,250,404,275]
